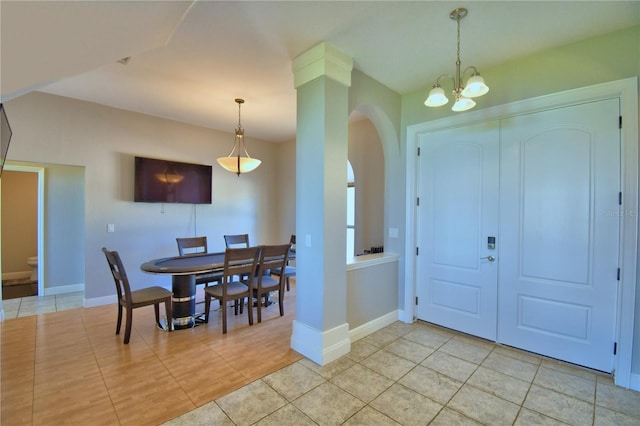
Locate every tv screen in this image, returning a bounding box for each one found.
[0,103,13,178]
[134,156,212,204]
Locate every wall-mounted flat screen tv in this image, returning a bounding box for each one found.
[134,156,212,204]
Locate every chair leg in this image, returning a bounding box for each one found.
[204,293,211,324]
[124,307,133,344]
[116,303,123,335]
[286,277,290,291]
[256,292,262,323]
[247,295,253,326]
[222,298,228,334]
[278,290,284,317]
[165,297,172,332]
[154,303,161,327]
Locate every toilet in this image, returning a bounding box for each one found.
[26,256,38,281]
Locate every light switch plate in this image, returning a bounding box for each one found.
[107,224,115,233]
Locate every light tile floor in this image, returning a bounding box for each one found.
[1,291,84,318]
[164,321,640,426]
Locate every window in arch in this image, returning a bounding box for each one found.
[347,161,355,259]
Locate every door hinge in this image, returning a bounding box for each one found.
[619,116,622,129]
[416,247,419,256]
[613,342,618,355]
[415,296,419,305]
[417,147,421,156]
[619,192,622,205]
[617,268,621,281]
[417,197,420,206]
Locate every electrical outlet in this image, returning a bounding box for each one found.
[389,227,399,238]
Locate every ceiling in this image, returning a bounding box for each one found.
[2,1,638,143]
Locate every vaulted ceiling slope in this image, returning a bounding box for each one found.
[1,1,638,142]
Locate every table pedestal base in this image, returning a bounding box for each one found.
[172,275,195,330]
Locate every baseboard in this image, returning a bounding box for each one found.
[349,310,400,342]
[44,283,84,296]
[629,372,640,392]
[397,308,414,324]
[291,320,350,366]
[2,271,31,280]
[84,294,117,308]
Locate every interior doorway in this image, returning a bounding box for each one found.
[1,165,44,299]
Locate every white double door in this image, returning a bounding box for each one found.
[416,99,620,372]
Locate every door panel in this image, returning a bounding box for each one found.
[498,99,620,372]
[416,122,499,340]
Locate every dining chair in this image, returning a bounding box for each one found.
[102,247,173,344]
[248,244,291,323]
[224,233,250,248]
[223,233,251,312]
[203,246,260,333]
[270,234,296,291]
[176,236,223,318]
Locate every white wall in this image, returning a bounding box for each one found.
[4,92,282,302]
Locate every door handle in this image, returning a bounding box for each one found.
[481,255,496,262]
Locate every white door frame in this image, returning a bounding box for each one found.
[405,77,638,389]
[1,164,45,297]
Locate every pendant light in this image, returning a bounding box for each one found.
[424,8,489,112]
[217,98,261,176]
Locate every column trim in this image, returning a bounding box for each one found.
[292,42,353,88]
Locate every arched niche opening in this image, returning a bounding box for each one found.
[347,112,384,257]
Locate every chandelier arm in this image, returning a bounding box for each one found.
[462,65,479,78]
[434,74,455,87]
[241,141,252,158]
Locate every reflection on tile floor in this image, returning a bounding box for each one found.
[164,321,640,426]
[2,291,83,319]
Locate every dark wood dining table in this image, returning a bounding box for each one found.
[140,252,225,329]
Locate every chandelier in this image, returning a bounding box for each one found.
[424,8,489,112]
[217,98,261,176]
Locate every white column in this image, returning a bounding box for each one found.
[290,43,353,365]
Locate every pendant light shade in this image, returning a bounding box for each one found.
[451,95,476,112]
[424,85,449,107]
[217,98,261,176]
[461,73,489,98]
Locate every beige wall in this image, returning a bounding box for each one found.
[349,118,384,254]
[1,170,37,277]
[275,138,296,243]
